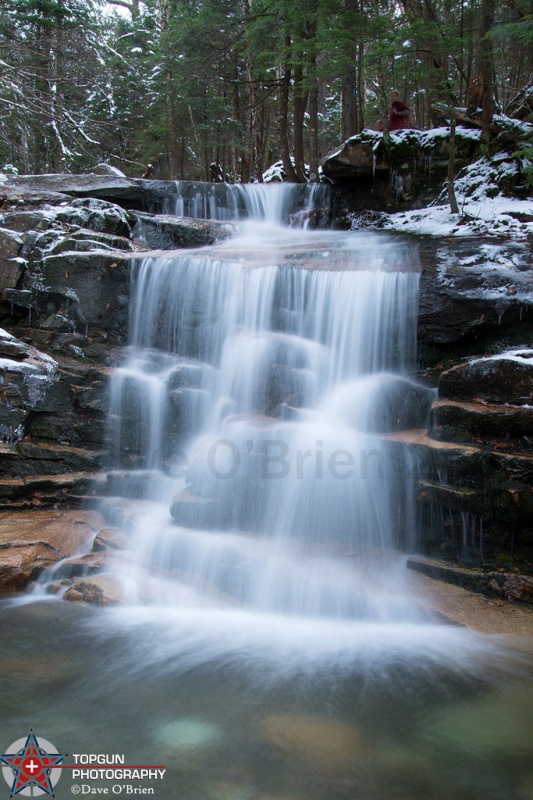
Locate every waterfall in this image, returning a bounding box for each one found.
[171,180,329,224]
[108,183,422,618]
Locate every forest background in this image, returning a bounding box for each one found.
[0,0,531,183]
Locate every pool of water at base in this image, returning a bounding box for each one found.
[1,599,533,800]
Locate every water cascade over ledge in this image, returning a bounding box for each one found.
[4,182,533,800]
[107,184,424,616]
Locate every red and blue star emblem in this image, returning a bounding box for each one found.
[1,731,63,796]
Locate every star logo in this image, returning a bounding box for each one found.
[1,731,64,797]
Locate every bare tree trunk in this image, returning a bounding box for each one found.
[278,39,299,183]
[480,0,495,144]
[293,60,308,182]
[166,94,180,178]
[340,67,357,141]
[447,108,459,213]
[50,0,66,172]
[356,42,365,130]
[161,0,180,179]
[242,0,262,180]
[307,17,319,181]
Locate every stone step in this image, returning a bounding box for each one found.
[0,440,106,478]
[429,399,533,451]
[376,428,533,484]
[417,480,484,513]
[438,351,533,406]
[407,555,533,605]
[0,472,107,508]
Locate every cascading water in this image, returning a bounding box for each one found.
[107,184,423,616]
[3,183,533,800]
[171,179,328,224]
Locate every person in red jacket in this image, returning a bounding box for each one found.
[389,91,410,131]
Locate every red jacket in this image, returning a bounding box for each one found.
[390,100,410,131]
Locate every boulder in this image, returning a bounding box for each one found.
[0,332,57,442]
[0,509,103,593]
[438,350,533,405]
[324,127,482,212]
[1,210,54,233]
[0,226,24,261]
[92,527,130,552]
[55,198,133,238]
[47,229,135,254]
[38,249,133,338]
[132,212,233,249]
[5,174,177,211]
[0,227,24,289]
[429,399,533,450]
[417,240,533,362]
[92,164,127,177]
[63,573,126,605]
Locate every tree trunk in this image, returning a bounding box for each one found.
[307,17,319,181]
[480,0,495,144]
[242,0,262,181]
[356,42,365,131]
[447,108,459,214]
[293,60,308,182]
[161,1,179,179]
[340,66,357,141]
[50,0,66,172]
[278,39,299,183]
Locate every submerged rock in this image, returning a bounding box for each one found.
[63,573,127,605]
[258,713,369,772]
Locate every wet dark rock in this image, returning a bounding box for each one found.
[324,127,481,211]
[0,227,24,289]
[0,471,105,509]
[429,399,533,450]
[0,331,57,442]
[361,376,435,433]
[381,430,533,560]
[39,250,133,337]
[170,489,227,529]
[407,556,533,605]
[55,198,133,238]
[417,241,533,365]
[0,227,24,259]
[1,211,53,233]
[4,288,34,308]
[4,174,177,212]
[133,212,233,249]
[438,351,533,405]
[48,229,135,255]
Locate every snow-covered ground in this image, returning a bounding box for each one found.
[383,150,532,240]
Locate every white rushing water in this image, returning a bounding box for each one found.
[108,182,423,619]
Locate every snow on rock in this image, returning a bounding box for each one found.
[378,151,533,241]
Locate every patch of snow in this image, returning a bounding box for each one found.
[0,358,41,374]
